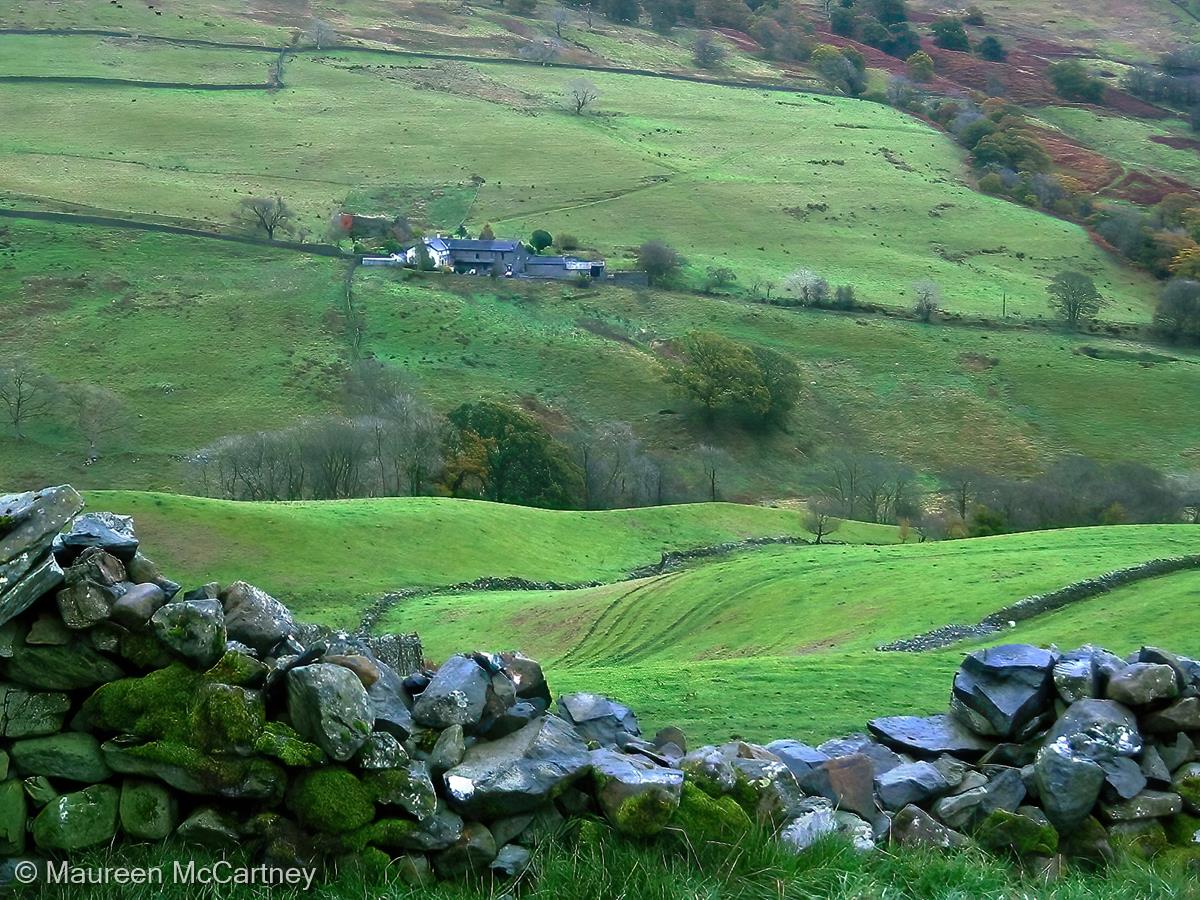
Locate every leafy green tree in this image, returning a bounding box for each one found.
[976,35,1007,62]
[1047,271,1105,327]
[867,0,908,27]
[811,44,867,95]
[638,240,683,285]
[479,223,496,240]
[930,17,969,51]
[602,0,640,23]
[667,332,769,421]
[444,401,583,508]
[906,50,934,82]
[1154,278,1200,342]
[1047,59,1105,102]
[531,229,554,253]
[749,345,801,425]
[882,22,921,58]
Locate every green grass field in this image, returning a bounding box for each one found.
[4,220,1198,498]
[389,524,1200,740]
[83,490,898,624]
[0,33,1158,318]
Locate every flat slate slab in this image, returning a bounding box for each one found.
[867,714,994,760]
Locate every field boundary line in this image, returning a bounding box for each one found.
[0,74,271,90]
[0,208,352,258]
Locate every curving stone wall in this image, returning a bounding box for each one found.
[1,486,1199,887]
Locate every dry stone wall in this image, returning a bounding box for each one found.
[1,485,1199,888]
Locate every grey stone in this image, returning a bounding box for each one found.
[817,733,902,775]
[1054,656,1099,704]
[25,614,72,645]
[557,691,641,747]
[356,732,409,770]
[11,733,112,783]
[867,714,994,759]
[499,651,552,706]
[875,761,953,811]
[0,553,64,630]
[1034,737,1106,831]
[1098,755,1147,801]
[590,748,684,836]
[489,812,536,847]
[219,581,294,652]
[125,553,180,600]
[1143,697,1200,734]
[1158,733,1195,772]
[150,599,226,668]
[488,699,542,738]
[367,760,437,821]
[4,633,124,690]
[932,768,1024,831]
[1100,790,1182,822]
[367,659,415,740]
[31,784,119,851]
[1045,699,1142,758]
[372,801,465,852]
[177,807,241,848]
[54,511,138,563]
[119,778,177,840]
[444,714,590,818]
[433,822,497,878]
[1105,664,1179,707]
[490,843,532,878]
[952,644,1056,740]
[56,549,127,629]
[0,684,70,737]
[109,582,167,628]
[287,662,373,762]
[413,655,490,730]
[1140,745,1172,787]
[766,739,830,778]
[430,724,467,774]
[681,745,739,796]
[0,486,83,571]
[891,803,969,850]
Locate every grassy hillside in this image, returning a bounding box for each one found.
[389,524,1200,739]
[0,35,1158,317]
[5,221,1198,498]
[1037,106,1200,186]
[84,491,898,624]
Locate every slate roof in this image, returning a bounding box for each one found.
[443,239,523,252]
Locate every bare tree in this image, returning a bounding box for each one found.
[913,279,941,322]
[573,422,663,509]
[804,500,841,544]
[697,444,728,502]
[582,2,594,27]
[308,18,339,49]
[235,196,294,240]
[0,361,57,440]
[941,467,983,521]
[64,383,129,463]
[552,5,570,36]
[567,78,600,115]
[520,41,559,64]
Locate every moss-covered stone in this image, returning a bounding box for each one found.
[1165,812,1200,847]
[1110,819,1169,859]
[118,630,175,669]
[1060,815,1114,867]
[31,784,119,852]
[79,663,200,742]
[365,761,437,821]
[669,782,753,844]
[0,779,26,854]
[254,722,326,767]
[611,786,678,838]
[190,682,265,754]
[203,649,268,688]
[10,733,112,784]
[119,778,177,841]
[286,767,375,834]
[1174,764,1200,815]
[102,738,285,802]
[976,808,1059,858]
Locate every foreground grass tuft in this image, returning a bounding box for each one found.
[42,824,1200,899]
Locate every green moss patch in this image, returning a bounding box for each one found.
[286,768,375,835]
